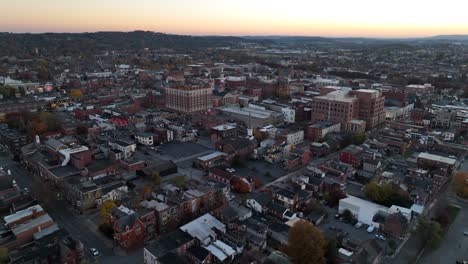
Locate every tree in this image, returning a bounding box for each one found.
[415,218,443,249]
[325,239,338,264]
[151,172,162,186]
[170,175,186,187]
[342,209,353,223]
[231,177,251,193]
[325,187,347,207]
[0,247,8,264]
[100,200,117,223]
[304,198,321,213]
[351,133,367,145]
[364,182,412,207]
[453,172,468,198]
[282,220,327,264]
[39,112,61,132]
[70,89,83,99]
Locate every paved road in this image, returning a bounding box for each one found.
[418,158,468,264]
[0,151,143,263]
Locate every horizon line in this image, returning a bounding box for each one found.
[1,30,467,40]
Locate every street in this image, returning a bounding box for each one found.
[418,158,468,264]
[0,151,143,263]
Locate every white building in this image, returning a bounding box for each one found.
[281,107,296,123]
[338,195,389,227]
[285,130,304,145]
[135,132,154,146]
[109,140,136,159]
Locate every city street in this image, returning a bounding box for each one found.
[0,151,143,263]
[418,159,468,264]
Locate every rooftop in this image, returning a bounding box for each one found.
[417,152,456,165]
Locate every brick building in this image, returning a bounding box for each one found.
[165,82,213,113]
[351,89,385,130]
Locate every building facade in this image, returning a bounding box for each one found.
[165,83,213,113]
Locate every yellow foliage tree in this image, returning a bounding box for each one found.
[70,89,83,99]
[100,200,117,223]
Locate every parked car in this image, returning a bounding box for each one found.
[463,231,468,236]
[367,225,375,233]
[90,248,99,256]
[354,222,363,229]
[375,234,386,240]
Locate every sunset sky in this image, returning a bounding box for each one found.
[2,0,467,38]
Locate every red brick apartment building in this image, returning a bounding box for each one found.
[311,87,385,131]
[165,82,213,113]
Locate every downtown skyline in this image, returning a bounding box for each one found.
[1,0,468,38]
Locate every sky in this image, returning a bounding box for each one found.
[1,0,468,38]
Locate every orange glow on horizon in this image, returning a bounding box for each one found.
[1,0,467,38]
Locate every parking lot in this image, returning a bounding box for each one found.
[319,206,378,243]
[159,141,211,160]
[233,159,288,185]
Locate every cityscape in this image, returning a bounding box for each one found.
[0,1,468,264]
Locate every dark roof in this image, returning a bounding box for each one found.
[0,174,14,191]
[114,140,135,147]
[159,252,187,264]
[87,159,117,173]
[249,192,272,206]
[187,245,210,262]
[145,230,193,258]
[222,137,256,151]
[269,202,287,215]
[276,188,296,199]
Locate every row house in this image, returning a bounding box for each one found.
[109,206,146,250]
[339,145,364,168]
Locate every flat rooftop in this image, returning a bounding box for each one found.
[417,152,456,165]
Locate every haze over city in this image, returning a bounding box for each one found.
[2,0,468,37]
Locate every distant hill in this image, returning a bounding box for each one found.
[0,31,267,57]
[427,35,468,41]
[1,31,466,57]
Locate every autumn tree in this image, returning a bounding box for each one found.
[231,177,251,193]
[70,89,83,99]
[100,200,117,223]
[283,220,327,264]
[453,172,468,198]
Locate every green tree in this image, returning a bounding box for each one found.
[0,247,8,264]
[151,172,162,186]
[283,220,327,264]
[351,133,367,145]
[170,175,186,187]
[342,209,353,223]
[364,182,412,207]
[415,218,443,249]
